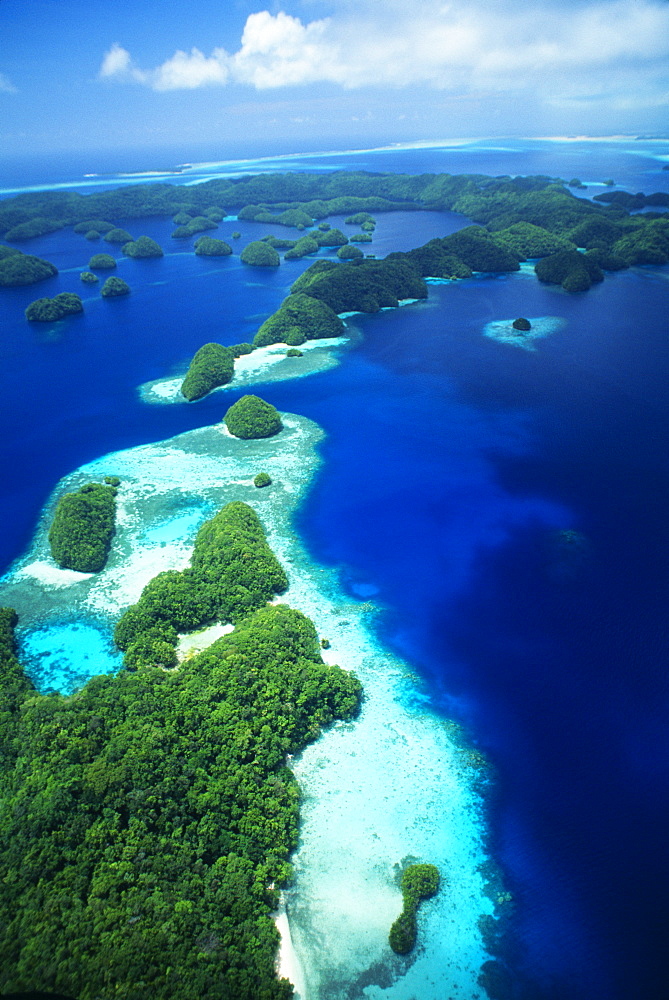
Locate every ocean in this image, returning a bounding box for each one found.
[1,136,668,999]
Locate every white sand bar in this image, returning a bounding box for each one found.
[0,413,497,997]
[139,336,352,405]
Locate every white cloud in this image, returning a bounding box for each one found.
[97,0,669,109]
[152,47,230,90]
[0,71,17,94]
[99,43,147,84]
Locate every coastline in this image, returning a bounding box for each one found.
[139,335,353,405]
[0,410,498,998]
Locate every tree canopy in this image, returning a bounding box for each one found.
[181,343,235,401]
[25,292,83,322]
[122,236,164,258]
[224,396,283,439]
[48,481,118,572]
[101,276,131,297]
[240,242,281,267]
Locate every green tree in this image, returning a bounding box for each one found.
[224,396,282,439]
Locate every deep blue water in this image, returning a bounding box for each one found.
[1,140,669,999]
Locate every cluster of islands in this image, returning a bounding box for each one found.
[1,165,668,999]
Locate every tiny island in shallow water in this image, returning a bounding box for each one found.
[0,160,668,999]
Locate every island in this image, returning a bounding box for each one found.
[181,342,235,401]
[0,168,666,284]
[253,293,344,348]
[73,219,114,235]
[88,253,117,269]
[101,276,131,297]
[0,499,361,999]
[389,863,441,954]
[254,472,272,487]
[48,480,118,572]
[194,236,233,256]
[0,248,58,287]
[80,270,99,283]
[104,227,133,244]
[25,292,83,322]
[122,235,164,258]
[223,394,283,439]
[240,241,281,267]
[171,215,218,238]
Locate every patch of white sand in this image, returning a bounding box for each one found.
[139,337,350,405]
[176,623,234,660]
[15,561,94,588]
[484,315,566,351]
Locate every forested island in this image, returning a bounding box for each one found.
[0,501,362,998]
[1,170,667,294]
[48,479,118,572]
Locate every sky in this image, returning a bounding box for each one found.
[1,0,668,161]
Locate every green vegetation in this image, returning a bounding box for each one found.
[512,317,531,331]
[292,257,427,313]
[114,501,287,663]
[286,349,303,357]
[0,251,58,287]
[48,481,118,572]
[229,342,255,357]
[345,212,376,226]
[313,228,348,248]
[337,245,364,260]
[122,235,164,258]
[104,227,133,244]
[254,472,272,488]
[181,343,235,401]
[85,230,100,240]
[0,587,361,998]
[241,241,280,267]
[224,395,283,440]
[389,863,441,955]
[88,253,116,269]
[318,222,331,231]
[172,216,219,239]
[73,220,113,235]
[4,217,64,241]
[80,270,98,283]
[25,292,83,322]
[490,221,576,259]
[284,235,320,260]
[101,276,130,297]
[350,233,373,243]
[194,236,233,256]
[535,250,604,292]
[232,230,241,239]
[238,206,314,229]
[254,293,344,348]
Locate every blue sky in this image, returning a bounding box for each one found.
[1,0,668,158]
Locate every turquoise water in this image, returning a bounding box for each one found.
[19,620,123,693]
